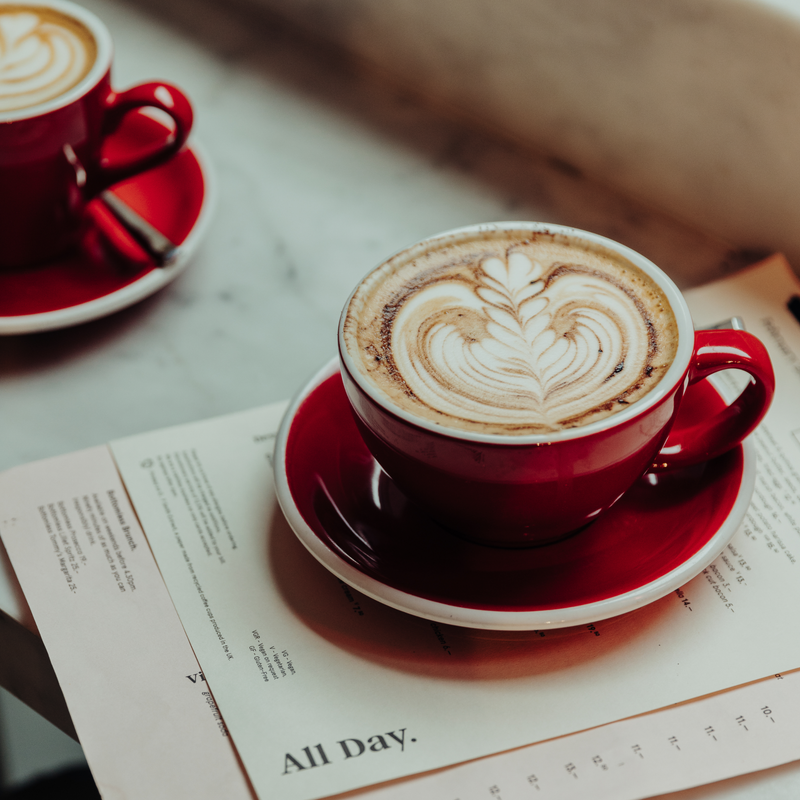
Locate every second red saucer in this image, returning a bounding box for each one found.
[0,110,213,335]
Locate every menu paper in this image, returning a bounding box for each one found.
[347,670,800,800]
[105,256,800,800]
[0,446,254,799]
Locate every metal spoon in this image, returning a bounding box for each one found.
[99,190,179,267]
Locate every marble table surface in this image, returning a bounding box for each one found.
[0,0,797,797]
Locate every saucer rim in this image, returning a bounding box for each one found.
[274,357,756,631]
[0,138,215,336]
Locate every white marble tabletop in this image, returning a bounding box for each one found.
[0,0,797,796]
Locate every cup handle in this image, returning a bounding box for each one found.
[652,329,775,471]
[91,82,194,191]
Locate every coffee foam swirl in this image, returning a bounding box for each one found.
[345,232,679,435]
[0,8,95,113]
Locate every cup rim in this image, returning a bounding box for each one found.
[338,221,696,446]
[0,0,113,124]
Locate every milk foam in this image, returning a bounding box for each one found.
[344,231,679,435]
[0,8,95,112]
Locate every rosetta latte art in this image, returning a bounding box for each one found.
[345,231,679,434]
[0,9,93,112]
[387,252,663,431]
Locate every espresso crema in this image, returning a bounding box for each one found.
[0,5,96,113]
[343,229,680,435]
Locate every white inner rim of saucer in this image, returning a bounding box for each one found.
[274,358,757,631]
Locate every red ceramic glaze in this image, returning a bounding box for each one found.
[340,328,772,546]
[341,367,677,545]
[652,329,775,469]
[338,223,775,546]
[284,369,746,612]
[0,110,205,321]
[0,4,193,269]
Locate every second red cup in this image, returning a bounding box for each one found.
[0,0,193,268]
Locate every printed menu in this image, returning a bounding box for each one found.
[0,446,254,799]
[2,255,800,800]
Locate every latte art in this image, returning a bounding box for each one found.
[392,253,658,429]
[344,230,679,435]
[0,7,96,112]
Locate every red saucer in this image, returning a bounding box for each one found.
[0,110,212,334]
[274,359,756,630]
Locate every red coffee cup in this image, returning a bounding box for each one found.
[0,0,193,268]
[338,222,775,547]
